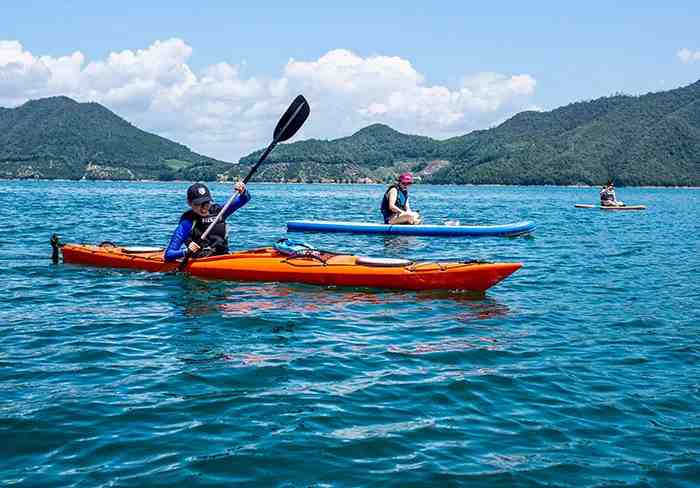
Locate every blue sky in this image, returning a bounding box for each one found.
[2,1,699,160]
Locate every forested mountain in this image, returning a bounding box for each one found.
[0,97,232,180]
[237,80,700,186]
[3,80,700,186]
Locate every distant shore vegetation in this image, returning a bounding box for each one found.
[2,80,699,186]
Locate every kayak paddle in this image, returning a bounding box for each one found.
[178,95,310,271]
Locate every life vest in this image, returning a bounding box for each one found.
[600,188,616,204]
[180,204,229,256]
[380,184,408,223]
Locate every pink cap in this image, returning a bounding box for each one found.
[398,172,413,184]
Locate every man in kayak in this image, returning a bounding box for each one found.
[380,173,422,224]
[600,180,624,207]
[164,181,251,261]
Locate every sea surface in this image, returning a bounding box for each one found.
[1,181,699,487]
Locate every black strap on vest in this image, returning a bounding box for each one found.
[181,205,229,256]
[381,184,408,221]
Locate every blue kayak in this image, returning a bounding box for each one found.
[287,220,536,237]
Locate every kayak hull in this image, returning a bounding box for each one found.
[574,204,646,210]
[287,220,536,237]
[60,244,521,292]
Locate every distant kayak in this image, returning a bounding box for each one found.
[287,220,536,237]
[574,204,647,211]
[52,238,521,292]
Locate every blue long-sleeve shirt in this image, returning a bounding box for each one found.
[164,190,251,262]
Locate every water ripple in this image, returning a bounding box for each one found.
[1,182,699,486]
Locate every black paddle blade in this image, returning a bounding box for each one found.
[273,95,310,143]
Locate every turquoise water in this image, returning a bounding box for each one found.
[2,181,699,487]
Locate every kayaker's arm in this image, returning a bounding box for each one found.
[164,219,194,262]
[387,188,403,215]
[222,188,251,219]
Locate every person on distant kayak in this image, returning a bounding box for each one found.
[164,181,250,261]
[600,180,624,207]
[380,173,422,225]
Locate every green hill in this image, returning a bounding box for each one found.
[237,80,700,186]
[4,80,700,185]
[0,96,233,180]
[236,124,441,183]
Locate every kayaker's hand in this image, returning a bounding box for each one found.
[187,242,201,254]
[234,181,246,194]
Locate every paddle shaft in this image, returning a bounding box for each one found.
[200,101,303,240]
[199,139,277,242]
[198,101,306,240]
[198,189,244,242]
[243,142,274,185]
[178,95,309,271]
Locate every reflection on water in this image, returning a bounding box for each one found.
[382,235,420,254]
[174,276,233,317]
[455,298,510,322]
[170,276,511,322]
[387,337,503,355]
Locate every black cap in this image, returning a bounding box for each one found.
[187,183,212,204]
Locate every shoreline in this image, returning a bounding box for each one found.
[1,178,698,189]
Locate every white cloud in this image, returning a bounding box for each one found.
[678,48,700,64]
[0,40,30,65]
[0,40,52,104]
[0,40,537,160]
[286,49,424,95]
[284,50,536,138]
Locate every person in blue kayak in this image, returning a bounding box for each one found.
[380,172,422,224]
[600,180,624,207]
[164,181,251,261]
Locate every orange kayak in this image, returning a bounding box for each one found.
[57,242,521,292]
